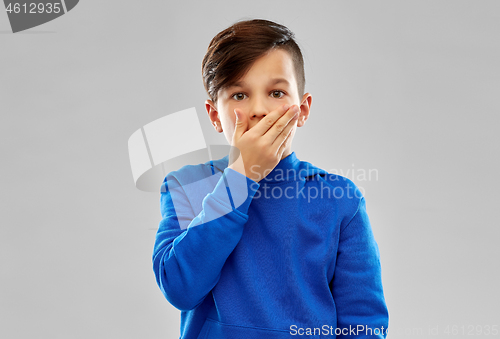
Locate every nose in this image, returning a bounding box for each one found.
[249,95,269,121]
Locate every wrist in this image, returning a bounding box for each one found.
[228,163,260,183]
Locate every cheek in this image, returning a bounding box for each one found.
[220,116,236,136]
[222,116,236,130]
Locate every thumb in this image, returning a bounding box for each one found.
[233,109,247,138]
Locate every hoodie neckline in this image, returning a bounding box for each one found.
[261,151,301,183]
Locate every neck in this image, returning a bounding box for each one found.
[281,149,292,160]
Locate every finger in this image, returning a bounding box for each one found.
[275,121,295,157]
[266,105,299,146]
[273,114,296,155]
[251,103,291,137]
[232,108,248,140]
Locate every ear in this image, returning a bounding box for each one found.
[205,99,222,133]
[297,93,312,127]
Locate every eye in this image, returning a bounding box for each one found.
[270,90,285,99]
[231,92,247,101]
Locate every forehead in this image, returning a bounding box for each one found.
[225,49,297,90]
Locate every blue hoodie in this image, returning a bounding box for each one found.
[152,151,389,338]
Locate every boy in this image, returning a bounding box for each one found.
[153,19,389,338]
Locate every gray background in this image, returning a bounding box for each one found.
[1,1,499,338]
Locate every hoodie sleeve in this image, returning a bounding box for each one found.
[330,197,389,338]
[152,166,260,311]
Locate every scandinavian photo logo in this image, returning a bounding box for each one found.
[127,107,246,226]
[3,0,79,33]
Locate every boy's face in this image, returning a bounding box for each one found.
[205,49,312,157]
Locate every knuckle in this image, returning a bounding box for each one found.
[263,117,274,127]
[274,123,284,131]
[249,134,258,143]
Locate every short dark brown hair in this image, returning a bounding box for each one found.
[202,19,305,105]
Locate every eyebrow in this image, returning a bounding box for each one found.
[229,78,290,89]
